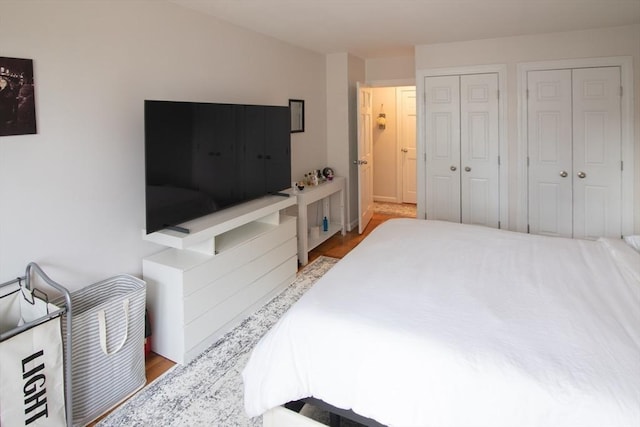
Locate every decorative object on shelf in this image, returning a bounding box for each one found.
[0,57,37,137]
[289,99,304,133]
[322,167,334,181]
[323,216,328,232]
[296,181,305,191]
[376,104,386,130]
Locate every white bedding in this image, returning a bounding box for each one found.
[243,219,640,427]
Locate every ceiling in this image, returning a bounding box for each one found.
[170,0,640,58]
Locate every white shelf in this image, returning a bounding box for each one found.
[142,195,296,253]
[293,176,346,265]
[308,222,343,251]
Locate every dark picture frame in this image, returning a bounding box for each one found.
[289,99,304,133]
[0,56,37,137]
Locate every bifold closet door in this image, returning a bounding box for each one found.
[527,67,621,239]
[425,75,461,222]
[572,67,621,239]
[425,73,499,227]
[527,69,574,237]
[460,73,500,227]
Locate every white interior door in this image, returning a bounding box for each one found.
[398,87,417,204]
[357,83,374,234]
[460,73,500,227]
[527,69,573,237]
[425,75,461,222]
[527,67,622,239]
[572,66,621,239]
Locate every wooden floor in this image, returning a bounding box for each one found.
[91,211,402,425]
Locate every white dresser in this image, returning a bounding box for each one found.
[142,195,297,364]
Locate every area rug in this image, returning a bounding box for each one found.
[98,256,339,427]
[373,201,416,217]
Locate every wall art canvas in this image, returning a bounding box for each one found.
[0,57,36,136]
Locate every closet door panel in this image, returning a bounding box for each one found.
[572,67,621,239]
[460,73,499,227]
[527,69,573,237]
[425,75,461,222]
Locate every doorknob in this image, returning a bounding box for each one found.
[450,165,457,171]
[464,166,471,172]
[577,171,586,179]
[401,148,408,153]
[560,171,568,178]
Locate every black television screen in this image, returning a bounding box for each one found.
[144,100,291,234]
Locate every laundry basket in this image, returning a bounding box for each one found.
[57,274,146,426]
[0,263,72,427]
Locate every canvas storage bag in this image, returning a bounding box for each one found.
[0,284,67,426]
[58,275,146,426]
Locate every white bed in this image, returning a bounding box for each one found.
[243,219,640,427]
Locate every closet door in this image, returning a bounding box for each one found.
[527,67,622,239]
[527,69,573,237]
[572,67,621,239]
[425,75,461,222]
[425,74,500,227]
[460,73,500,227]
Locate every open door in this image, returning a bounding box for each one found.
[356,83,374,234]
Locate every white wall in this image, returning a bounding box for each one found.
[416,24,640,232]
[366,55,416,84]
[325,53,365,231]
[0,0,326,289]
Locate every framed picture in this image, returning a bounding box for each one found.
[0,56,37,137]
[289,99,304,133]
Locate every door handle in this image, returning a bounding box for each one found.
[464,166,471,172]
[450,165,457,171]
[560,171,568,178]
[577,171,586,179]
[401,148,408,153]
[353,160,369,165]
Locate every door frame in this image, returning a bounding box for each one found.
[516,56,634,235]
[366,79,416,206]
[416,64,509,228]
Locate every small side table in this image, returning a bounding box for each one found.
[293,176,346,266]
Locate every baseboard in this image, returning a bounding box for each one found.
[373,196,399,203]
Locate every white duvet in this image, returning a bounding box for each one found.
[243,219,640,427]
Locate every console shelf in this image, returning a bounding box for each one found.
[292,176,346,266]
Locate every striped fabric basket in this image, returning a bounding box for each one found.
[59,275,146,426]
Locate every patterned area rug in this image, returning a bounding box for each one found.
[98,256,339,427]
[374,201,416,217]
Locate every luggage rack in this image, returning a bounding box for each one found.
[0,262,73,427]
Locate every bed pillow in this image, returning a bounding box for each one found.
[623,235,640,253]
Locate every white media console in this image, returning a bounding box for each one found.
[142,195,297,364]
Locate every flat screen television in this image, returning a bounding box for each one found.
[144,100,291,234]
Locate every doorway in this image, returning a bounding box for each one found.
[371,85,417,214]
